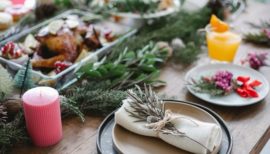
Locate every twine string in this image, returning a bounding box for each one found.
[145,110,212,153]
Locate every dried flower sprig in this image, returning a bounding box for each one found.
[188,71,235,96]
[125,84,211,152]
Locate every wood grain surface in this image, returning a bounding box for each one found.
[11,1,270,154]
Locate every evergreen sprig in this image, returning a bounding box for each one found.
[60,96,85,122]
[189,79,225,96]
[63,81,127,116]
[109,0,160,14]
[173,42,202,65]
[244,32,270,47]
[0,112,29,154]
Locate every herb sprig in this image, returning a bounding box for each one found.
[77,42,169,90]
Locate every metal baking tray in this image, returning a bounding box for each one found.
[0,9,137,88]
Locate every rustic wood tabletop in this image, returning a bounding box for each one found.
[12,1,270,154]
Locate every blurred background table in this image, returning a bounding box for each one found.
[12,1,270,154]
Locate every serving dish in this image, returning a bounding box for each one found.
[0,9,137,88]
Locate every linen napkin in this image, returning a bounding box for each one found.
[115,99,222,154]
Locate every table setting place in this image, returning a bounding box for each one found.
[0,0,269,154]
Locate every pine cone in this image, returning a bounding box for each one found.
[3,99,22,120]
[0,104,7,125]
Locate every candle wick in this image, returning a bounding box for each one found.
[40,90,42,98]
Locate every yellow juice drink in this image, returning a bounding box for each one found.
[207,30,241,62]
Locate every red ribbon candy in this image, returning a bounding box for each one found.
[235,76,262,98]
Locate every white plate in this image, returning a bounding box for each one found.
[110,0,181,19]
[185,64,269,106]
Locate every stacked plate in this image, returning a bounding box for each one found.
[96,100,232,154]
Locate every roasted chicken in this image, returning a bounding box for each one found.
[32,24,102,69]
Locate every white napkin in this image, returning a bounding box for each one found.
[115,99,222,154]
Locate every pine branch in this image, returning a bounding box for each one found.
[60,96,85,122]
[0,112,29,154]
[62,81,127,116]
[244,32,270,47]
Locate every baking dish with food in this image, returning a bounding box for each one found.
[0,9,137,88]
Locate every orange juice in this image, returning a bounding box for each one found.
[206,29,241,62]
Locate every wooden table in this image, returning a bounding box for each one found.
[12,1,270,154]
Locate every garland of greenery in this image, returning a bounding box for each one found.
[109,8,210,65]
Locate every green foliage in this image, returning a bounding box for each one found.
[173,42,202,65]
[54,0,72,8]
[0,112,29,154]
[78,42,169,90]
[109,8,211,64]
[60,96,85,122]
[244,33,270,46]
[63,81,127,116]
[109,0,159,13]
[0,65,13,102]
[191,80,224,96]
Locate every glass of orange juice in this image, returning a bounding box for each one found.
[206,15,241,62]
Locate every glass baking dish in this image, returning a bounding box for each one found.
[0,9,137,88]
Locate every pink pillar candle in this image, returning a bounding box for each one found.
[22,87,62,147]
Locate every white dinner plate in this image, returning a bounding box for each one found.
[185,64,269,106]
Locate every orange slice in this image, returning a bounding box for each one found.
[210,14,229,33]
